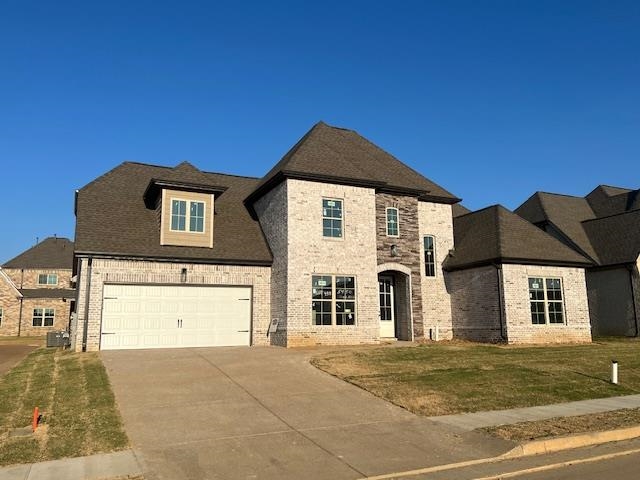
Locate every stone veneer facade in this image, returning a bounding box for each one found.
[0,268,72,337]
[71,258,270,351]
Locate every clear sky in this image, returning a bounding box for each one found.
[1,0,638,262]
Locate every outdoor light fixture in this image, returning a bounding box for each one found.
[180,268,187,283]
[390,244,399,257]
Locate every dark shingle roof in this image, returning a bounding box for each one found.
[444,205,592,271]
[20,288,76,299]
[3,237,74,269]
[74,162,272,265]
[583,210,640,266]
[246,121,460,206]
[452,203,471,217]
[515,192,599,262]
[516,185,639,267]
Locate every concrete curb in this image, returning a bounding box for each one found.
[501,425,640,458]
[361,426,640,479]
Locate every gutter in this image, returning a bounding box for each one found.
[494,263,507,341]
[82,257,93,352]
[628,264,639,337]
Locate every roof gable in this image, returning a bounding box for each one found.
[0,268,22,298]
[3,237,74,269]
[445,205,592,271]
[247,122,460,206]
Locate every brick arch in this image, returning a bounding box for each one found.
[376,262,411,276]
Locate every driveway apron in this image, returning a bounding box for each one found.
[102,347,512,480]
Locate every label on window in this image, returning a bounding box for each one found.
[327,201,335,207]
[345,309,351,313]
[317,280,327,286]
[532,283,539,289]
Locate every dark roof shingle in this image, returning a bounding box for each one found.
[3,237,74,269]
[445,205,592,271]
[247,122,460,206]
[74,162,272,264]
[20,288,76,299]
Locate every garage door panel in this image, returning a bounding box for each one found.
[101,285,252,350]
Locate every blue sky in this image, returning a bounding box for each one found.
[1,0,638,262]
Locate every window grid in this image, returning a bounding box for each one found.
[312,275,356,326]
[171,199,205,233]
[38,273,58,285]
[32,308,55,327]
[424,236,436,277]
[322,199,343,238]
[386,207,399,236]
[529,277,565,325]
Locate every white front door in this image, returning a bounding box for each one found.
[100,284,252,350]
[379,276,396,338]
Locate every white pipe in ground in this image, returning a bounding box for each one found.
[612,360,619,385]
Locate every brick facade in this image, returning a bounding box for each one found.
[284,179,380,346]
[448,265,505,342]
[0,268,73,337]
[418,202,455,340]
[501,264,591,343]
[71,258,270,351]
[253,182,289,346]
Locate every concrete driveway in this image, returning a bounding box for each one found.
[102,347,513,480]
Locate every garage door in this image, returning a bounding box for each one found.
[100,284,251,350]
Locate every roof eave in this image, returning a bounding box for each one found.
[73,251,273,267]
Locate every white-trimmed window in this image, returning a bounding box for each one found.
[38,273,58,285]
[529,277,565,325]
[0,307,3,326]
[312,275,356,325]
[33,308,55,327]
[171,199,205,233]
[423,235,436,277]
[322,198,343,238]
[386,207,399,236]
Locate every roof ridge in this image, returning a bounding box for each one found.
[582,208,640,223]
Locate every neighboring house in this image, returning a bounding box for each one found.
[0,237,75,336]
[70,121,596,351]
[444,205,593,343]
[516,186,640,336]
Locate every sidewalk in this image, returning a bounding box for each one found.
[2,395,640,480]
[428,393,640,431]
[0,450,142,480]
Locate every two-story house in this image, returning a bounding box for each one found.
[0,237,75,336]
[70,122,594,351]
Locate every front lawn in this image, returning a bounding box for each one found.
[311,338,640,417]
[0,348,129,466]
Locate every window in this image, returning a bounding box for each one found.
[171,199,205,233]
[312,275,356,325]
[0,307,2,326]
[33,308,55,327]
[386,207,399,236]
[529,277,564,325]
[423,236,436,277]
[322,199,343,238]
[38,273,58,285]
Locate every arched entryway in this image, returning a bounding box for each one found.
[377,263,413,341]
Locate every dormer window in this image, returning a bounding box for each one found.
[171,199,205,233]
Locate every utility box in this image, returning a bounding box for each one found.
[46,331,69,348]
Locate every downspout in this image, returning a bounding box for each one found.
[17,268,24,337]
[82,257,93,352]
[494,264,507,341]
[629,264,639,337]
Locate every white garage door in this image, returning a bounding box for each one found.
[100,284,251,350]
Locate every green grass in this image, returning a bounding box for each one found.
[0,348,129,466]
[311,338,640,416]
